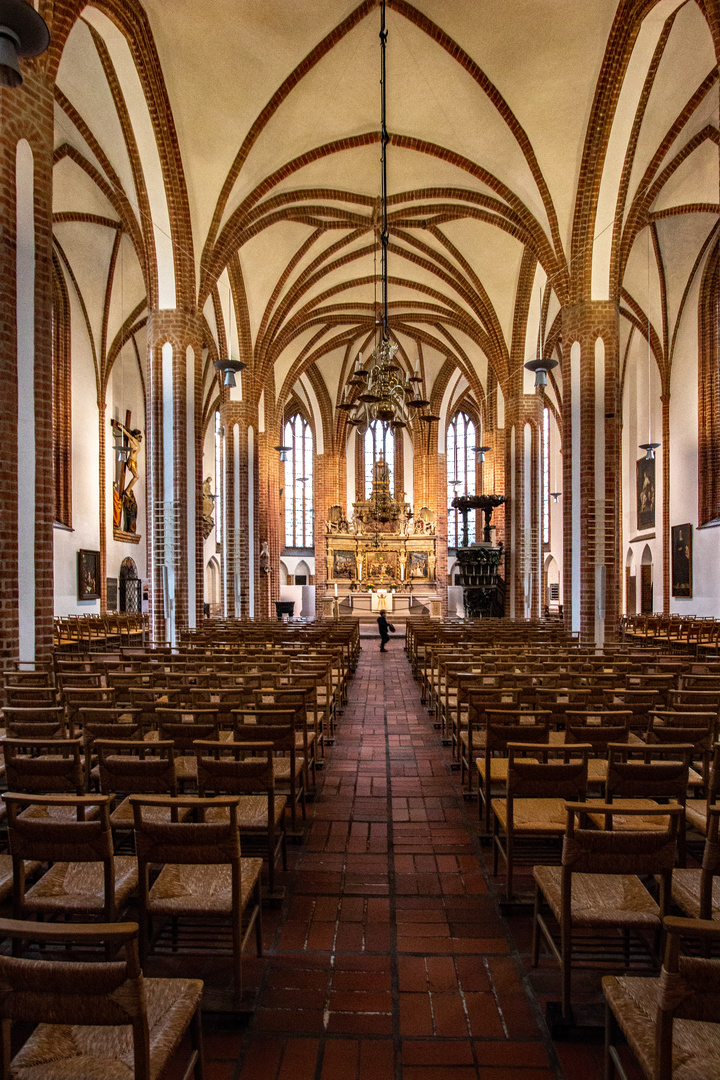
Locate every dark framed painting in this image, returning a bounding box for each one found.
[106,577,118,611]
[333,550,356,579]
[77,549,101,601]
[636,456,656,530]
[671,524,692,598]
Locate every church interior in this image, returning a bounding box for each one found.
[1,0,720,1077]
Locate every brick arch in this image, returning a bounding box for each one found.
[49,0,195,309]
[203,132,556,303]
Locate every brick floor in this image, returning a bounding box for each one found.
[169,638,621,1080]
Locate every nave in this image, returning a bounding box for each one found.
[220,637,598,1080]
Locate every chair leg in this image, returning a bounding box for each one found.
[560,919,572,1021]
[531,884,541,966]
[254,879,263,956]
[604,1000,616,1080]
[191,1003,205,1080]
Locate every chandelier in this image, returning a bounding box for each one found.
[336,0,437,442]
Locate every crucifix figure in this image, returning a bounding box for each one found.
[111,411,142,534]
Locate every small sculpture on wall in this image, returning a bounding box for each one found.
[202,477,215,540]
[260,540,271,574]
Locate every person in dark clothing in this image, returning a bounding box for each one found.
[377,612,390,652]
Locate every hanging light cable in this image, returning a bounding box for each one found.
[336,0,425,437]
[640,230,660,461]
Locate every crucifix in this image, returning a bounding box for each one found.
[111,410,142,534]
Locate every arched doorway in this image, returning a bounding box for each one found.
[640,545,653,614]
[119,557,141,613]
[205,557,221,616]
[625,548,636,615]
[543,555,560,617]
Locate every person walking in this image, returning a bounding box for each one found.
[377,612,391,652]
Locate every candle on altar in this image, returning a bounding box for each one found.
[334,583,338,597]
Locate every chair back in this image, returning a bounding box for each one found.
[4,794,114,863]
[130,795,242,865]
[3,738,85,794]
[95,739,178,796]
[605,743,691,801]
[506,744,590,800]
[484,714,550,753]
[0,919,147,1025]
[156,711,218,752]
[562,802,680,876]
[195,740,275,797]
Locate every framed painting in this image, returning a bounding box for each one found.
[365,551,398,582]
[636,456,656,530]
[671,523,692,598]
[333,550,356,579]
[78,549,101,601]
[408,551,429,579]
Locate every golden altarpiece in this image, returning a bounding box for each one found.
[323,457,439,619]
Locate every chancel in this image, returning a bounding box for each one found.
[324,454,440,622]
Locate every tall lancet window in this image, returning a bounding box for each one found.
[364,420,394,498]
[284,413,313,548]
[447,411,477,547]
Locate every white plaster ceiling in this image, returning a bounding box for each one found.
[51,0,720,440]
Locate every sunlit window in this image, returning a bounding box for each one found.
[364,420,394,498]
[214,411,222,547]
[447,411,476,547]
[284,413,313,548]
[543,407,549,545]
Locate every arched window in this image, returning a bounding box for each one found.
[447,411,477,547]
[364,420,394,498]
[52,258,72,527]
[284,413,313,548]
[699,244,720,525]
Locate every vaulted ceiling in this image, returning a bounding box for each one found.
[49,0,720,446]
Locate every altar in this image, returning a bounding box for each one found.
[324,456,440,618]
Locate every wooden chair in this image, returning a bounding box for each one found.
[155,710,219,788]
[587,743,692,866]
[233,710,306,833]
[603,915,720,1080]
[532,802,681,1022]
[686,742,720,837]
[194,740,287,898]
[4,793,138,922]
[671,805,720,922]
[476,713,549,833]
[131,794,263,1007]
[95,738,191,828]
[0,918,204,1080]
[2,737,92,820]
[491,744,590,900]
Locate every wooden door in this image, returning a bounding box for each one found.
[640,565,653,613]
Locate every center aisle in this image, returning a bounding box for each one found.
[233,637,567,1080]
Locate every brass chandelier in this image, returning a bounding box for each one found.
[336,0,437,442]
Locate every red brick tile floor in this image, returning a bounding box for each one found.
[161,638,650,1080]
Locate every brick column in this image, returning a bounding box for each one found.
[146,310,204,643]
[561,302,621,644]
[0,73,54,664]
[219,400,260,618]
[504,379,543,620]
